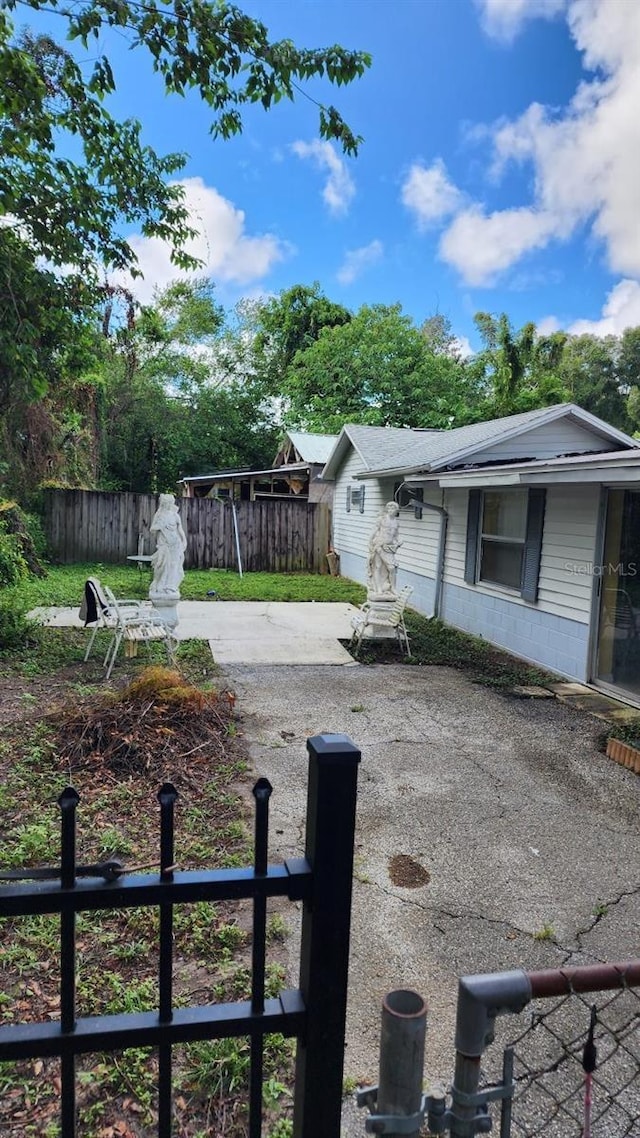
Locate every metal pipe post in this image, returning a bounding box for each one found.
[378,989,427,1138]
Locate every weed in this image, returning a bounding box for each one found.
[533,922,556,941]
[592,900,608,918]
[186,1036,251,1097]
[268,1121,293,1138]
[343,1075,359,1095]
[6,819,59,865]
[266,913,289,942]
[350,704,365,713]
[347,613,556,691]
[353,855,372,885]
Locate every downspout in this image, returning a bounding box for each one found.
[397,484,448,619]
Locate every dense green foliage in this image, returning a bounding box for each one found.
[3,267,640,502]
[0,1,368,498]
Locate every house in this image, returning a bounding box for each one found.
[322,404,640,705]
[179,430,337,504]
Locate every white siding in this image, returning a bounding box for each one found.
[332,452,385,559]
[441,488,468,586]
[470,421,618,464]
[442,484,600,623]
[333,461,442,582]
[537,485,600,621]
[393,486,442,580]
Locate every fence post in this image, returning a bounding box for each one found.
[292,733,361,1138]
[377,989,427,1138]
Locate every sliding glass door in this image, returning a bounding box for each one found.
[596,489,640,698]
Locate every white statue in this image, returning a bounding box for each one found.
[367,501,402,598]
[149,494,187,599]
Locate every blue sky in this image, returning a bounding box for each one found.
[21,0,640,350]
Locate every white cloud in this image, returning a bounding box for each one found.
[536,315,562,335]
[477,0,567,42]
[568,280,640,336]
[438,1,640,288]
[452,335,474,359]
[439,206,562,286]
[537,280,640,338]
[401,160,463,229]
[337,240,383,285]
[114,177,288,303]
[290,139,355,216]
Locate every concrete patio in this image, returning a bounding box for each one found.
[30,600,361,665]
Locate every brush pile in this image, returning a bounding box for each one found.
[52,666,238,779]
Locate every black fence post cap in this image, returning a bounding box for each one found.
[58,787,80,809]
[253,778,273,800]
[158,783,178,805]
[307,734,361,764]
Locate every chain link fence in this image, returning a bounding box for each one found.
[358,963,640,1137]
[500,980,640,1137]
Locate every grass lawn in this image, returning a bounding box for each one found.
[2,562,555,692]
[8,564,366,609]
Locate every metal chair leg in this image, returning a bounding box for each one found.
[84,626,98,662]
[105,630,124,680]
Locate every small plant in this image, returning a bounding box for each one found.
[0,521,27,586]
[592,900,608,918]
[343,1075,359,1095]
[350,703,365,713]
[266,913,289,942]
[268,1118,294,1138]
[7,819,59,866]
[533,922,556,941]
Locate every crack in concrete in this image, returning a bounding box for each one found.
[561,881,640,962]
[361,879,567,951]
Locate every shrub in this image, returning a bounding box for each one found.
[0,594,33,651]
[0,524,27,587]
[21,512,49,562]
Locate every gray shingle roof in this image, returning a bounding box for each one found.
[323,403,638,480]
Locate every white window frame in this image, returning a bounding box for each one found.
[478,488,528,593]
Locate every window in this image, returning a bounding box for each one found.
[464,487,546,602]
[346,485,365,513]
[479,489,528,590]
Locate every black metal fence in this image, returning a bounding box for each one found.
[0,733,361,1138]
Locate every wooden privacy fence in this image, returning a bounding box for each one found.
[43,490,332,573]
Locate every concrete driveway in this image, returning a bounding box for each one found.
[221,662,640,1091]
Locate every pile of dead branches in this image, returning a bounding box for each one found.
[52,666,238,779]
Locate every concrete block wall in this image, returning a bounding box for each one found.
[339,554,589,682]
[440,581,590,681]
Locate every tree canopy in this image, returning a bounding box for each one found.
[1,3,370,274]
[279,303,483,433]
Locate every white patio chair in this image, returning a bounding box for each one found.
[350,584,413,656]
[80,578,175,678]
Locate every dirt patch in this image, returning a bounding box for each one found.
[388,853,430,888]
[0,674,72,728]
